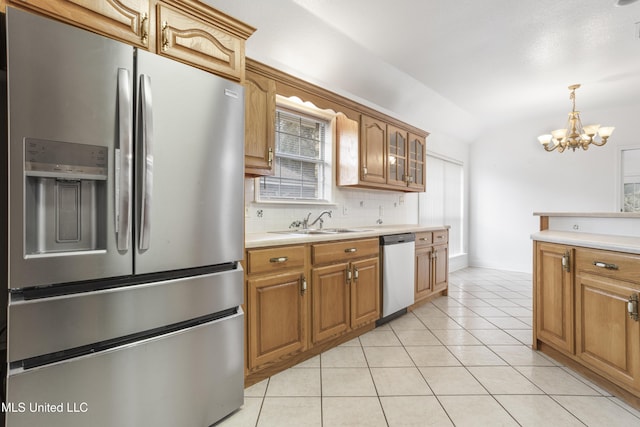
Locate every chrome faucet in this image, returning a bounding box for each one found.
[304,210,332,229]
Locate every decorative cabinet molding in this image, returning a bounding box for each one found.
[5,0,255,81]
[244,71,276,176]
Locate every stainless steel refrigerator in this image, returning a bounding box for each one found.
[2,7,245,427]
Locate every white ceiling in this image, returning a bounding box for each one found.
[209,0,640,141]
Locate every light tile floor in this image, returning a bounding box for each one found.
[218,267,640,426]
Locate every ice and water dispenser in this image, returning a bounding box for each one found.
[24,138,108,255]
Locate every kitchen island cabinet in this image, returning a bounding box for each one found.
[4,0,254,81]
[532,212,640,408]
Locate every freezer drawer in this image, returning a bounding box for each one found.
[8,267,243,363]
[6,310,244,427]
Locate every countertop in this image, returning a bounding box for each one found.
[531,230,640,255]
[533,212,640,218]
[245,224,449,249]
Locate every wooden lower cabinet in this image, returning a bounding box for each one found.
[311,263,350,344]
[247,270,308,371]
[575,272,640,391]
[311,239,380,345]
[414,229,448,304]
[534,242,574,354]
[350,257,380,328]
[534,241,640,406]
[246,238,380,383]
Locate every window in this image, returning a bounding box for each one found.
[621,147,640,212]
[258,103,332,203]
[419,154,464,257]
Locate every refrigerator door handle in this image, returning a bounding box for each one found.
[139,74,154,250]
[116,68,133,251]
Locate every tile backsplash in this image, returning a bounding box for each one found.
[244,178,419,234]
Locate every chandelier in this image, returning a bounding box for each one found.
[537,84,614,152]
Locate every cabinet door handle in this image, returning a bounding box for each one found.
[267,147,274,167]
[161,21,170,51]
[344,248,357,253]
[301,275,307,295]
[140,13,149,45]
[346,269,352,283]
[436,235,444,240]
[269,256,288,263]
[562,251,570,273]
[593,261,619,270]
[419,237,429,241]
[353,267,359,280]
[628,294,639,321]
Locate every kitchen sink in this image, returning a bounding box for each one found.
[270,228,370,235]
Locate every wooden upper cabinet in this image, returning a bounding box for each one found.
[408,133,426,191]
[360,115,387,185]
[336,113,428,192]
[12,0,151,47]
[336,113,360,186]
[387,125,407,187]
[7,0,255,81]
[244,71,276,176]
[157,2,247,81]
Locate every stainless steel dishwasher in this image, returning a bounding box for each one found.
[378,233,416,323]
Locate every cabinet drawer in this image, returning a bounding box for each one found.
[433,229,448,244]
[575,248,640,284]
[246,245,306,274]
[312,238,379,265]
[415,232,432,247]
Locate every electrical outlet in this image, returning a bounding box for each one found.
[399,194,405,205]
[244,206,250,217]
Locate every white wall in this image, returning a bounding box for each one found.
[468,102,640,273]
